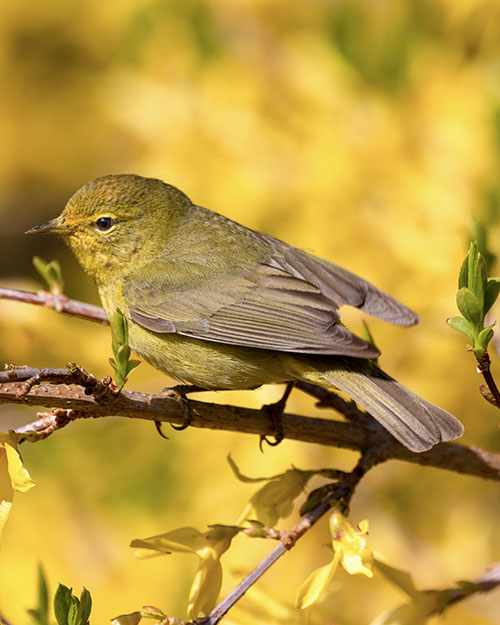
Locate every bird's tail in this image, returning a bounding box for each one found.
[292,357,464,452]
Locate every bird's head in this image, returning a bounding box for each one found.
[27,174,192,282]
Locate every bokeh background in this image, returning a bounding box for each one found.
[1,0,500,623]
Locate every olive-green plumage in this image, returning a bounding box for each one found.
[28,174,463,451]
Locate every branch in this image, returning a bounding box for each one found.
[0,286,108,324]
[1,366,499,481]
[196,449,382,625]
[1,287,499,478]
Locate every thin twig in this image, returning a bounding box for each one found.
[477,350,500,407]
[14,408,85,441]
[0,286,108,324]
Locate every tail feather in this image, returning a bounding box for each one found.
[305,361,463,452]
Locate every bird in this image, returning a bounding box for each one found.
[27,174,464,452]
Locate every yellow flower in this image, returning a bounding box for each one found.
[0,431,35,539]
[131,524,240,619]
[296,510,373,609]
[330,512,373,577]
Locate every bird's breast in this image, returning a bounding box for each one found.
[128,320,291,390]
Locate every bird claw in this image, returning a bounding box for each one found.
[258,382,293,450]
[160,384,203,432]
[170,397,193,431]
[154,420,170,439]
[259,432,282,450]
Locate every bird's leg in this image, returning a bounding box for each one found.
[156,382,294,444]
[159,384,207,433]
[260,382,294,448]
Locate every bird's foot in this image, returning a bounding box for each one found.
[160,384,206,432]
[259,382,294,449]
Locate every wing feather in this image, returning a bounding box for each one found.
[124,225,416,357]
[262,236,419,326]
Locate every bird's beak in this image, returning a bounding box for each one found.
[25,215,71,236]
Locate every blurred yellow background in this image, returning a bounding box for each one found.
[1,0,500,623]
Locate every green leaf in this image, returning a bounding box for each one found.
[361,321,379,364]
[446,316,475,340]
[485,277,500,314]
[67,598,79,625]
[300,491,323,515]
[109,310,140,389]
[116,344,131,367]
[478,327,495,350]
[53,586,91,625]
[473,251,487,306]
[27,564,50,625]
[110,309,127,345]
[110,310,130,358]
[458,247,470,289]
[75,588,92,625]
[54,584,73,625]
[456,287,483,326]
[458,241,479,289]
[459,240,488,306]
[33,256,64,295]
[126,360,141,376]
[467,241,479,291]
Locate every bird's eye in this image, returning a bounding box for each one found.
[94,216,115,232]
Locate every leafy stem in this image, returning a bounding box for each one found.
[448,241,500,406]
[32,256,64,296]
[109,309,141,390]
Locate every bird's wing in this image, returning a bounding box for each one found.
[261,235,419,327]
[123,253,381,357]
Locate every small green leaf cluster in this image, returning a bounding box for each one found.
[109,309,141,389]
[448,241,500,358]
[33,256,64,295]
[28,573,92,625]
[54,585,92,625]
